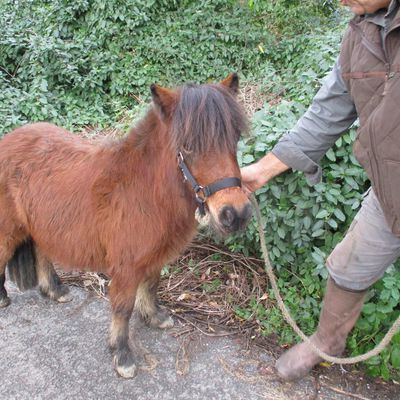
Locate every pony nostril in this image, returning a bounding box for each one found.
[219,203,252,232]
[219,206,237,228]
[241,203,253,224]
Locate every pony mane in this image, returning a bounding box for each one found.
[171,83,248,158]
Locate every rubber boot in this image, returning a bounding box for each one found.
[275,278,367,381]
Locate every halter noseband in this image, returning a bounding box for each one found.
[177,151,242,216]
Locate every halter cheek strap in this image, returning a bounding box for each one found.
[177,151,242,216]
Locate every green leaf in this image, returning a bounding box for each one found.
[326,148,336,162]
[277,227,286,239]
[311,251,324,263]
[391,347,400,368]
[242,154,255,164]
[316,210,329,219]
[272,246,281,258]
[363,303,376,315]
[376,303,393,313]
[311,229,325,237]
[270,185,281,199]
[351,200,360,210]
[393,332,400,345]
[327,219,338,229]
[380,363,390,381]
[333,208,346,222]
[288,181,297,194]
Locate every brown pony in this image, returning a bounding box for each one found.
[0,73,251,378]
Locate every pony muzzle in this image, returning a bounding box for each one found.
[217,203,252,233]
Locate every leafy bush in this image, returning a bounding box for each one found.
[0,0,271,134]
[248,0,340,36]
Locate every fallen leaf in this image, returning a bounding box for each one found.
[320,361,332,368]
[177,293,192,301]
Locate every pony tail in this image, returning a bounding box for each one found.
[7,238,38,291]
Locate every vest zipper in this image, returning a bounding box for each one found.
[382,63,393,96]
[382,18,400,96]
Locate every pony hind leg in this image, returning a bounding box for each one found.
[135,275,174,329]
[0,230,30,308]
[0,239,14,308]
[0,273,11,308]
[35,249,72,303]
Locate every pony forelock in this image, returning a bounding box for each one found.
[171,83,248,157]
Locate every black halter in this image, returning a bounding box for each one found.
[177,151,242,216]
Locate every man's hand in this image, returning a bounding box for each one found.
[240,152,290,194]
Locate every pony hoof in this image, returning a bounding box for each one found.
[149,314,174,329]
[158,316,174,329]
[42,284,72,303]
[56,293,73,303]
[0,296,11,308]
[115,362,138,379]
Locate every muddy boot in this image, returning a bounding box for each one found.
[275,278,367,381]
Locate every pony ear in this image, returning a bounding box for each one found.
[220,73,239,95]
[150,84,177,119]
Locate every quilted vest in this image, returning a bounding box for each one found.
[339,9,400,236]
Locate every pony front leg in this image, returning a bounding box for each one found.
[135,275,174,329]
[109,275,139,379]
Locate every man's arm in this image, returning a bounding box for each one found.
[241,61,358,192]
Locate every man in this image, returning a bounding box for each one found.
[241,0,400,381]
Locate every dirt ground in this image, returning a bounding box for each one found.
[1,278,399,400]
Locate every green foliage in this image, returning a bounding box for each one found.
[0,0,271,134]
[349,268,400,380]
[248,0,340,36]
[202,278,223,293]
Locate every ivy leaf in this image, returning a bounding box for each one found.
[393,332,400,345]
[242,154,255,164]
[391,287,399,301]
[327,219,338,229]
[288,181,297,194]
[380,363,390,381]
[277,227,286,239]
[363,303,376,315]
[326,148,336,162]
[333,208,346,222]
[391,347,400,368]
[316,210,329,219]
[311,229,325,237]
[303,216,311,229]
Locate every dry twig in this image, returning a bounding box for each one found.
[319,383,372,400]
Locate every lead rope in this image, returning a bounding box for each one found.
[250,194,400,364]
